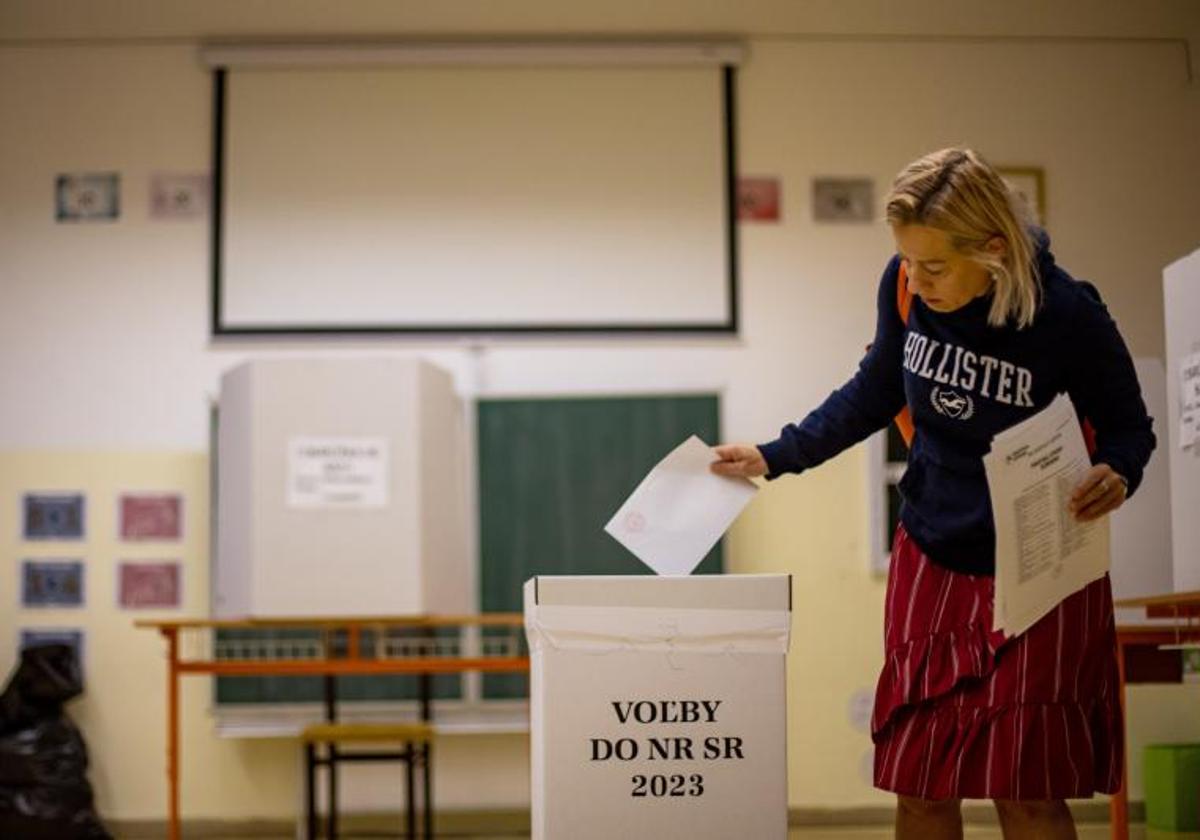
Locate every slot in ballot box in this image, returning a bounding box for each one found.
[524,574,792,840]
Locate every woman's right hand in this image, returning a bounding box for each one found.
[710,444,769,479]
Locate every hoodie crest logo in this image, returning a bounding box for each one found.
[930,387,975,420]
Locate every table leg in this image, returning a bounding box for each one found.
[423,740,433,839]
[328,744,338,840]
[420,664,433,838]
[166,628,181,840]
[406,743,416,839]
[305,742,317,840]
[324,673,338,840]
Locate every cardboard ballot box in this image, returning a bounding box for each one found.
[524,574,792,840]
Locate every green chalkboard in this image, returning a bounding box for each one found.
[478,394,723,697]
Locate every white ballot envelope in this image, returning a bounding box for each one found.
[985,393,1110,637]
[604,436,758,576]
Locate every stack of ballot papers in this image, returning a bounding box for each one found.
[984,393,1110,637]
[604,436,759,576]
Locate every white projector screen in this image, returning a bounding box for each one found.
[213,63,736,334]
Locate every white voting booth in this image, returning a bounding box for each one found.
[214,358,470,617]
[1164,247,1200,592]
[525,574,791,840]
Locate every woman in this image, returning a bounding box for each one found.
[712,148,1155,840]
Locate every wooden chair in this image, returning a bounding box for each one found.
[301,721,434,839]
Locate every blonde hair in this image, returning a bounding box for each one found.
[885,148,1040,329]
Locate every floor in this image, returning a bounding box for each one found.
[214,827,1174,840]
[781,829,1150,840]
[782,831,1152,840]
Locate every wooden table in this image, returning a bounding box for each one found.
[1112,591,1200,840]
[137,615,529,840]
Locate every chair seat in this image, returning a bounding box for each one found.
[302,721,434,838]
[301,722,434,744]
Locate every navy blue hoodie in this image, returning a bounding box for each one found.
[757,232,1156,575]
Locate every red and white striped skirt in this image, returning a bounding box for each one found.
[871,525,1123,801]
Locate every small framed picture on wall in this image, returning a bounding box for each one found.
[997,166,1046,225]
[119,493,183,541]
[55,172,120,222]
[23,493,86,540]
[21,560,85,607]
[118,561,182,609]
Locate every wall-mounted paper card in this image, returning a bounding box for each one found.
[22,560,84,607]
[737,176,781,222]
[55,172,119,222]
[604,436,757,576]
[120,493,183,540]
[813,177,874,222]
[118,561,182,608]
[287,436,389,508]
[23,493,85,540]
[1179,351,1200,449]
[149,172,209,220]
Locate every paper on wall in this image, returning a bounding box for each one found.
[286,436,389,508]
[986,393,1110,637]
[1180,351,1200,449]
[604,436,758,576]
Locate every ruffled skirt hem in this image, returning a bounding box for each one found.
[870,526,1123,800]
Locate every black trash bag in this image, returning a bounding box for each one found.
[0,645,111,840]
[0,644,83,733]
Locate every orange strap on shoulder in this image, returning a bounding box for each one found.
[893,263,915,447]
[896,261,913,323]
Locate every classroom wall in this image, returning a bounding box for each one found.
[1,0,1198,822]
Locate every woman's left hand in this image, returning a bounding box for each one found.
[1068,464,1128,522]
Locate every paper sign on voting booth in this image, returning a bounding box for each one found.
[524,574,791,839]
